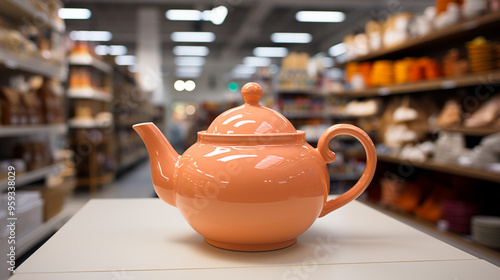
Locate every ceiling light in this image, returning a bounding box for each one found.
[329,43,346,57]
[270,33,312,43]
[184,80,196,91]
[232,65,257,75]
[166,7,227,25]
[109,45,127,56]
[253,47,288,58]
[94,45,109,56]
[166,9,203,21]
[70,31,112,41]
[58,8,91,19]
[186,105,196,115]
[173,46,209,56]
[174,80,185,91]
[171,32,215,42]
[296,11,345,23]
[176,72,201,78]
[174,57,206,66]
[210,6,228,25]
[243,56,271,67]
[115,55,136,65]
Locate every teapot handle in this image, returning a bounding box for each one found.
[316,124,377,217]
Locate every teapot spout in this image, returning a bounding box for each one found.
[133,122,179,207]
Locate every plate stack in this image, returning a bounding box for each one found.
[442,200,480,233]
[466,37,496,73]
[472,216,500,248]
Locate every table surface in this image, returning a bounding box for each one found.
[11,198,500,279]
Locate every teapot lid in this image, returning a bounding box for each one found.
[205,83,297,134]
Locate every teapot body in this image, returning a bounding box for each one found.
[173,132,328,251]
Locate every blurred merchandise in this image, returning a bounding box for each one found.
[472,216,500,248]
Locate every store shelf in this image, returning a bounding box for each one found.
[283,113,329,119]
[362,200,500,264]
[278,90,325,95]
[69,55,112,73]
[68,88,113,102]
[377,154,500,183]
[0,48,66,80]
[17,209,70,256]
[118,151,147,171]
[343,11,500,63]
[331,172,362,181]
[412,124,500,136]
[0,163,64,192]
[0,0,65,33]
[68,120,113,129]
[0,124,67,138]
[334,70,500,98]
[76,173,113,187]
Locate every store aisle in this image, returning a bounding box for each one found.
[66,160,155,215]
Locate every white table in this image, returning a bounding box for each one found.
[11,199,500,279]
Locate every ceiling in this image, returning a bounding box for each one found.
[64,0,434,80]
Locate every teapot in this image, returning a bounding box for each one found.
[134,82,376,251]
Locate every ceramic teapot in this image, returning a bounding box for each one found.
[134,82,376,251]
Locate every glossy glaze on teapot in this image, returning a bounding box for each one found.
[133,82,377,251]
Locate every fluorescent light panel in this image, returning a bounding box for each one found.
[115,55,136,65]
[243,56,271,67]
[171,32,215,43]
[270,32,312,43]
[58,8,91,19]
[174,57,206,66]
[176,72,201,78]
[232,65,257,75]
[173,46,209,56]
[253,47,288,58]
[95,45,127,56]
[176,66,202,74]
[329,43,346,57]
[296,11,345,23]
[70,31,112,41]
[166,6,228,25]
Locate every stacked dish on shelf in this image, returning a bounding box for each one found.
[472,216,500,248]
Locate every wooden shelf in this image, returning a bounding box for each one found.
[343,11,500,63]
[69,55,112,73]
[17,209,70,256]
[334,70,500,98]
[283,113,328,119]
[76,173,113,187]
[362,200,500,264]
[68,88,113,102]
[0,48,66,80]
[412,124,500,136]
[0,163,65,192]
[0,124,67,138]
[0,0,65,33]
[377,154,500,183]
[68,120,113,129]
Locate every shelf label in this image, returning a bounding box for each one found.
[441,80,457,89]
[378,87,390,96]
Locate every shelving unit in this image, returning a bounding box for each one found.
[67,47,115,193]
[342,11,500,63]
[412,124,500,136]
[0,48,66,80]
[0,124,67,138]
[68,88,113,102]
[0,163,64,192]
[0,0,65,33]
[377,154,500,183]
[334,70,500,98]
[69,55,113,73]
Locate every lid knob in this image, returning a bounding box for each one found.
[241,82,262,104]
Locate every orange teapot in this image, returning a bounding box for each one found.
[134,82,376,251]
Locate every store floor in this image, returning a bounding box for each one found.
[66,159,156,215]
[63,160,499,267]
